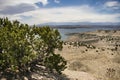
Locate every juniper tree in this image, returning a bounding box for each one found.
[0,17,66,79]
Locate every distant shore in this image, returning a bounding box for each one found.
[49,25,120,29]
[54,25,120,40]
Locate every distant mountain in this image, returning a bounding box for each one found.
[38,22,120,26]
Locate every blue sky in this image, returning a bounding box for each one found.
[0,0,120,25]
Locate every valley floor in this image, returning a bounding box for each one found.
[56,30,120,80]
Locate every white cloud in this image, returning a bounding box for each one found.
[54,0,60,4]
[0,0,48,9]
[0,0,49,15]
[104,1,120,9]
[3,5,119,25]
[0,3,36,15]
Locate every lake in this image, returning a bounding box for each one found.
[57,27,119,40]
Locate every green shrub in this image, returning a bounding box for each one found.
[0,17,66,79]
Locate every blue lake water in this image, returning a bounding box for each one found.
[57,27,118,40]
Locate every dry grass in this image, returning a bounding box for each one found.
[56,30,120,80]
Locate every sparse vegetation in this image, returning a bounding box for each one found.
[59,29,120,80]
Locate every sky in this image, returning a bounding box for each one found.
[0,0,120,25]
